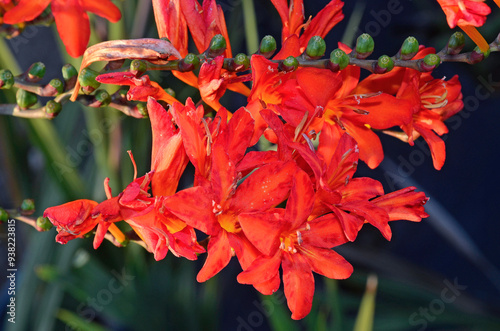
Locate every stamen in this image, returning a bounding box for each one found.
[302,133,315,152]
[103,177,112,199]
[127,150,137,181]
[201,118,212,156]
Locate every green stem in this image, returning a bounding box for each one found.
[242,0,259,54]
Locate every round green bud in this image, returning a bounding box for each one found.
[16,89,38,109]
[306,36,327,58]
[136,102,148,117]
[260,35,277,58]
[423,54,441,67]
[78,68,101,93]
[49,78,64,95]
[470,46,490,64]
[280,56,299,72]
[36,216,53,231]
[208,34,227,57]
[355,34,374,59]
[20,199,35,215]
[130,59,148,76]
[447,32,465,55]
[376,55,394,73]
[329,49,350,71]
[400,36,419,59]
[164,88,176,98]
[28,62,46,81]
[94,89,111,107]
[234,53,250,70]
[180,53,200,72]
[45,100,62,118]
[0,207,9,223]
[0,69,14,89]
[62,63,78,81]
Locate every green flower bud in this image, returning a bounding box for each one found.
[36,216,53,231]
[400,36,419,60]
[305,36,326,59]
[62,63,78,81]
[27,62,46,82]
[94,89,111,107]
[234,53,250,70]
[0,69,15,89]
[78,68,101,94]
[375,55,394,74]
[130,59,148,76]
[447,32,465,55]
[470,46,490,64]
[49,78,64,95]
[0,207,9,223]
[45,100,62,118]
[420,54,441,72]
[208,34,227,57]
[16,89,38,109]
[20,199,35,216]
[355,34,374,59]
[164,88,176,98]
[259,35,277,58]
[136,102,148,117]
[179,53,200,72]
[279,56,299,72]
[328,49,350,72]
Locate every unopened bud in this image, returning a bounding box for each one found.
[179,53,200,72]
[328,49,350,72]
[36,216,53,231]
[0,207,8,223]
[16,89,38,109]
[233,53,250,70]
[62,63,78,81]
[130,59,148,76]
[375,55,394,74]
[208,34,227,58]
[470,46,490,64]
[27,62,45,82]
[0,69,14,89]
[400,36,419,60]
[447,32,465,55]
[94,89,111,107]
[279,56,298,72]
[355,34,374,59]
[305,36,326,59]
[45,100,62,118]
[259,35,277,58]
[78,68,101,94]
[20,199,35,216]
[48,78,64,95]
[420,54,441,72]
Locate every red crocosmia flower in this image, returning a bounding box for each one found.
[372,187,429,223]
[3,0,121,57]
[436,0,491,52]
[44,199,99,244]
[237,169,353,320]
[96,72,180,107]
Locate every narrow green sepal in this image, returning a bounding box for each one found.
[28,62,46,82]
[16,89,38,109]
[400,36,419,60]
[0,207,8,223]
[447,32,465,55]
[328,49,350,72]
[208,34,227,57]
[20,199,35,216]
[45,100,62,118]
[36,216,53,231]
[78,68,101,94]
[306,36,326,59]
[259,35,277,58]
[355,34,374,59]
[0,69,15,89]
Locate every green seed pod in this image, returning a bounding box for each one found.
[306,36,327,59]
[94,89,111,107]
[355,34,375,59]
[447,32,465,55]
[400,36,419,60]
[0,207,9,223]
[328,49,350,71]
[375,55,394,74]
[16,89,38,109]
[36,216,53,231]
[130,59,148,76]
[20,199,35,216]
[208,34,227,57]
[234,53,250,70]
[62,63,78,81]
[136,102,148,117]
[78,67,101,94]
[280,56,299,72]
[179,53,200,72]
[45,100,62,118]
[0,69,15,89]
[259,35,277,58]
[27,62,46,82]
[49,78,64,95]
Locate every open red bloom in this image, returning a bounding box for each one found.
[3,0,121,57]
[436,0,490,28]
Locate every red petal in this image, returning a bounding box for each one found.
[220,107,255,163]
[237,251,282,286]
[3,0,49,23]
[253,273,281,295]
[342,200,392,240]
[342,120,384,169]
[285,169,315,229]
[52,0,90,57]
[81,0,121,22]
[301,245,352,279]
[180,0,206,52]
[299,0,344,49]
[210,142,237,203]
[282,252,314,320]
[199,56,226,111]
[197,230,232,282]
[414,123,446,170]
[302,213,348,248]
[238,210,285,256]
[93,222,111,249]
[372,187,429,222]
